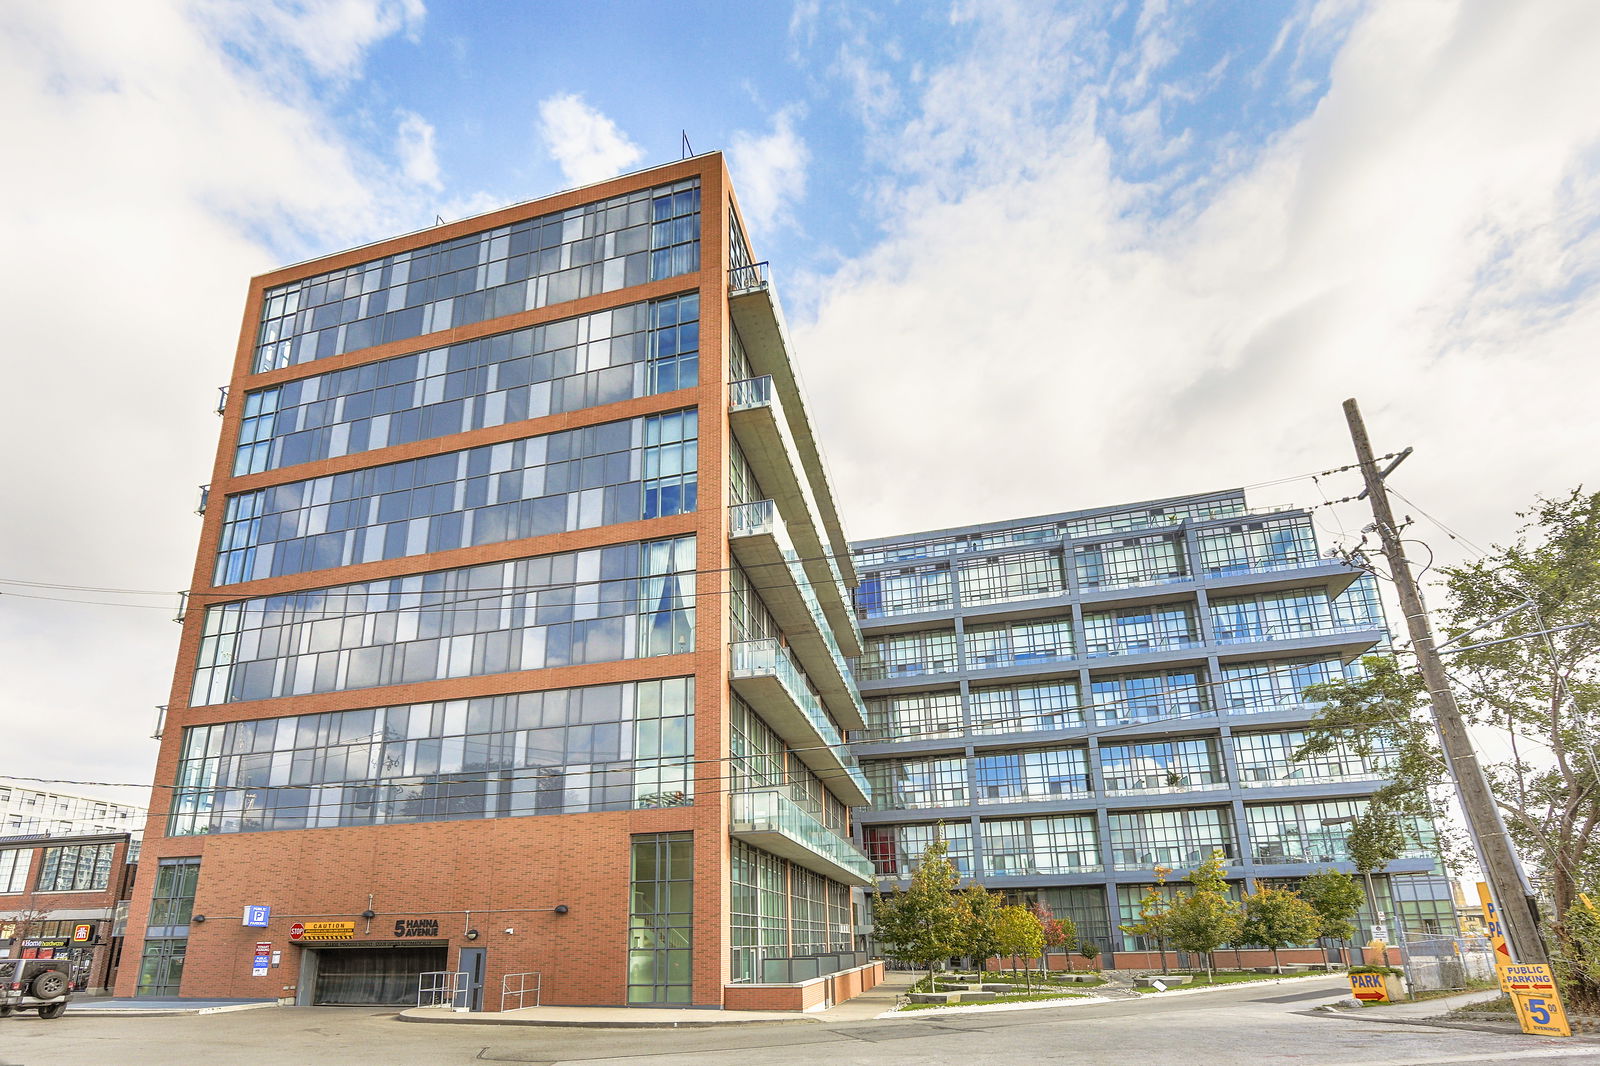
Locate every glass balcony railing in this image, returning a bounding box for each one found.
[730,638,871,798]
[728,377,854,613]
[1210,620,1384,645]
[731,787,875,883]
[729,501,866,722]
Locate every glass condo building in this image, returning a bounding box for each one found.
[120,154,877,1008]
[848,493,1457,955]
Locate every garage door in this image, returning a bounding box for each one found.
[311,944,448,1006]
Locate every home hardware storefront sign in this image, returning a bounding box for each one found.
[290,921,356,942]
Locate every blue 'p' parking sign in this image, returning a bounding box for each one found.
[243,905,271,927]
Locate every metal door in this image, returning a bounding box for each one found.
[460,947,486,1011]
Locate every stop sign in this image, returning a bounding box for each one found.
[289,922,305,941]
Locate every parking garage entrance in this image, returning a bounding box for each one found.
[305,942,448,1006]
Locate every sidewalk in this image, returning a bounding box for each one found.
[397,971,919,1028]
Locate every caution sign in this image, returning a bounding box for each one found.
[1503,963,1571,1038]
[1348,971,1389,1003]
[289,921,355,942]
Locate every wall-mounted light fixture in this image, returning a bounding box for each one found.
[360,909,376,920]
[192,915,207,923]
[464,929,480,940]
[553,905,569,915]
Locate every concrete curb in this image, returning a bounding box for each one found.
[396,1008,821,1029]
[67,1002,280,1018]
[1307,1008,1600,1045]
[872,974,1337,1019]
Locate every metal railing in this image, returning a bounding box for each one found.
[417,969,469,1008]
[732,787,875,882]
[729,260,771,294]
[501,971,542,1011]
[1082,637,1205,658]
[1211,621,1384,645]
[196,485,210,516]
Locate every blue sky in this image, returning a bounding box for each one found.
[2,0,1599,791]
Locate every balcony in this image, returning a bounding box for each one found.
[729,378,860,656]
[1210,621,1387,660]
[726,262,857,589]
[731,787,875,887]
[730,638,872,807]
[730,501,865,728]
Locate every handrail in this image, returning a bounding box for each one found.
[417,969,468,1009]
[500,971,542,1011]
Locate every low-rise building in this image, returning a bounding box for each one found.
[0,832,136,994]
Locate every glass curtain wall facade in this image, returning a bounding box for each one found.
[131,155,869,1010]
[848,490,1456,955]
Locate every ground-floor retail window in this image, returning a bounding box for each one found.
[137,938,186,996]
[628,831,692,1004]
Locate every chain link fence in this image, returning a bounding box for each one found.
[1396,932,1497,992]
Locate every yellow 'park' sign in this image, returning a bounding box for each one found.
[1348,971,1389,1003]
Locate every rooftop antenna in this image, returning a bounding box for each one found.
[681,131,693,159]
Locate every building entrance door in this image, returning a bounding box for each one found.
[459,947,486,1011]
[310,943,447,1005]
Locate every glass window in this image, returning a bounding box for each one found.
[968,681,1083,735]
[1099,738,1226,793]
[864,756,968,810]
[0,849,30,893]
[859,691,962,742]
[191,536,695,706]
[1089,670,1208,726]
[863,821,973,880]
[981,815,1101,876]
[852,566,953,618]
[1196,516,1318,575]
[1074,535,1187,591]
[971,747,1090,803]
[629,832,693,1005]
[1233,729,1394,787]
[963,617,1074,670]
[957,551,1064,606]
[37,843,115,892]
[169,678,693,835]
[857,629,959,680]
[1107,807,1235,871]
[1082,603,1197,657]
[254,180,698,373]
[218,411,697,584]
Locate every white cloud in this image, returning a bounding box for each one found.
[729,108,811,237]
[0,0,436,790]
[537,93,644,188]
[794,0,1600,566]
[397,108,441,188]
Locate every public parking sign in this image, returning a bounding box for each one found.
[1503,963,1571,1038]
[243,905,271,927]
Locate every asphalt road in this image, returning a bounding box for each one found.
[4,977,1597,1066]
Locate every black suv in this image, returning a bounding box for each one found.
[0,959,71,1019]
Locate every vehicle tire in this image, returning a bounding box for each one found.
[37,1002,66,1020]
[30,971,67,1000]
[0,1005,14,1017]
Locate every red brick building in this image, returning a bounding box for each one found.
[116,154,880,1010]
[1,832,136,994]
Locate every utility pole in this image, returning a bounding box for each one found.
[1342,398,1547,965]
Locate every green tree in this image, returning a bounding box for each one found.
[1032,899,1075,972]
[1300,868,1366,966]
[1165,851,1242,980]
[1441,490,1600,929]
[1300,489,1600,967]
[956,884,1003,972]
[871,838,964,990]
[1240,885,1322,973]
[994,905,1046,990]
[1297,655,1457,869]
[1078,940,1101,969]
[1118,865,1174,970]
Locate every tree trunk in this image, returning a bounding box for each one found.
[1271,945,1281,974]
